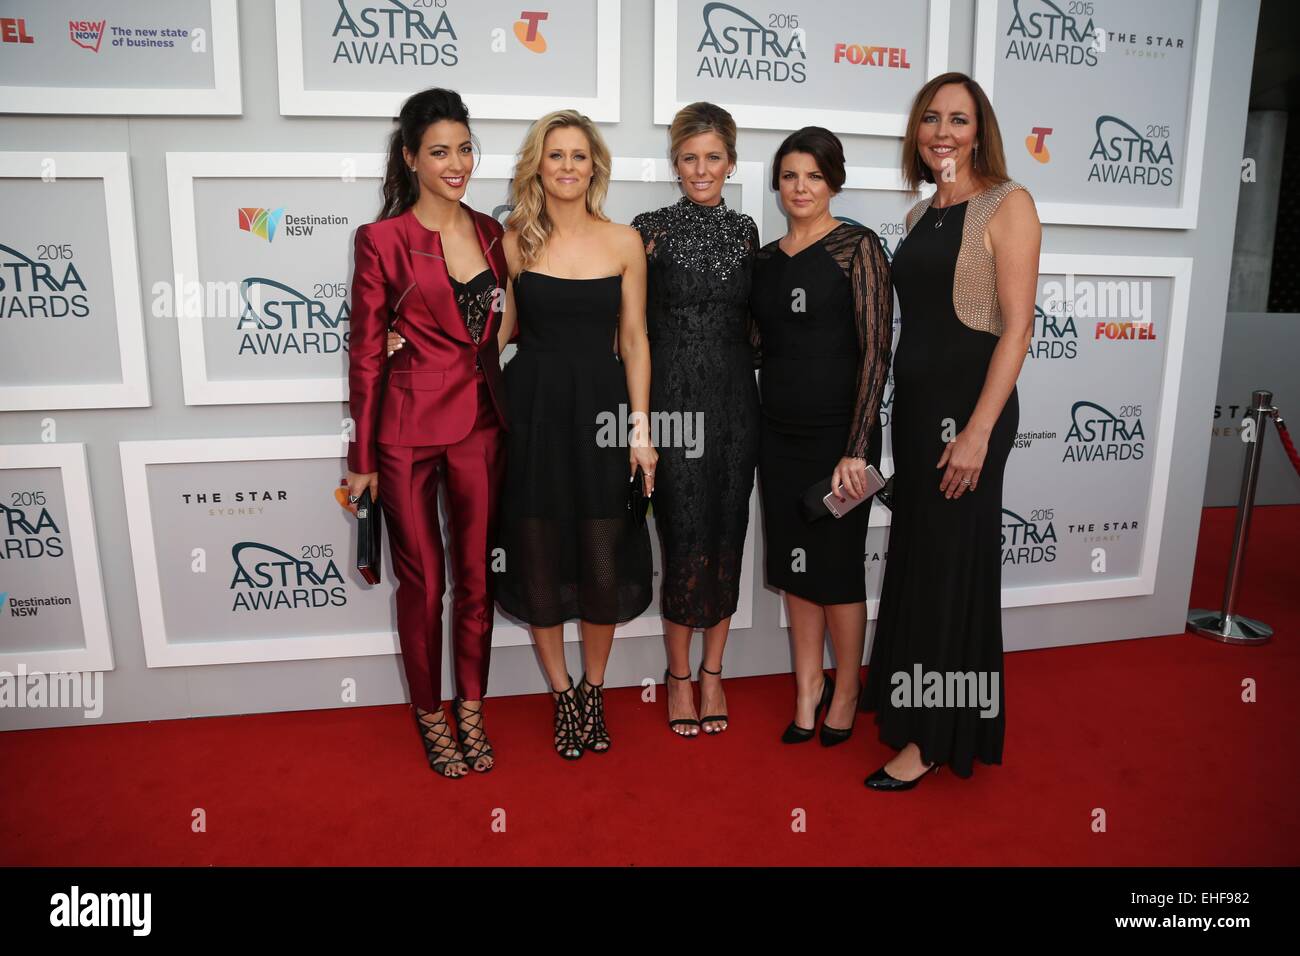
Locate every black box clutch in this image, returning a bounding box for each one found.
[627,465,649,527]
[355,487,383,585]
[799,467,890,523]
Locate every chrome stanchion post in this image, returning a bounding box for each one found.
[1188,389,1276,644]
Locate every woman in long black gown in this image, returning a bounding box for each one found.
[860,73,1040,789]
[632,102,760,737]
[750,127,893,748]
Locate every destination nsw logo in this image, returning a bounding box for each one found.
[1,498,63,560]
[695,3,806,83]
[1001,507,1057,566]
[0,243,90,319]
[1063,401,1144,462]
[1089,116,1174,187]
[331,0,459,66]
[1004,0,1099,67]
[229,542,346,611]
[236,278,349,356]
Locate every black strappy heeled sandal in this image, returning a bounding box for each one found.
[665,668,701,737]
[577,673,611,754]
[551,677,584,760]
[454,698,494,772]
[697,663,729,734]
[413,705,469,778]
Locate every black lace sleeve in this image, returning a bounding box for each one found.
[632,210,662,258]
[844,231,892,458]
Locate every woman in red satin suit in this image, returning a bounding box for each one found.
[344,88,511,778]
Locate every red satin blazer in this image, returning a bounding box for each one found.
[347,203,513,475]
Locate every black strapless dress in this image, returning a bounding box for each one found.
[493,271,654,627]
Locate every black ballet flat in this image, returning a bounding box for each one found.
[781,673,834,744]
[864,762,939,791]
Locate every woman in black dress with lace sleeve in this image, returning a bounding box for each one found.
[750,127,892,748]
[632,103,761,738]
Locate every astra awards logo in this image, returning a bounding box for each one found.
[229,542,347,612]
[1000,507,1057,566]
[0,17,34,44]
[235,277,350,356]
[0,243,90,319]
[695,3,806,83]
[1026,126,1052,163]
[514,10,548,52]
[69,19,106,52]
[332,0,459,66]
[1,496,63,560]
[1003,0,1099,67]
[1028,301,1078,360]
[832,43,910,69]
[1089,116,1175,187]
[1063,401,1145,462]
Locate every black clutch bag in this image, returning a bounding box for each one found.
[355,487,383,585]
[627,466,649,527]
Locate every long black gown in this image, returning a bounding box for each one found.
[493,271,654,626]
[632,197,760,628]
[750,222,893,604]
[860,200,1017,778]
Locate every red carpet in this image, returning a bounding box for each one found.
[2,506,1297,866]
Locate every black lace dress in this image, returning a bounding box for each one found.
[632,197,761,628]
[750,223,892,604]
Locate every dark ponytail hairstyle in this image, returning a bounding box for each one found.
[378,87,473,221]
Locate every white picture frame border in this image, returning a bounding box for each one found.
[166,150,387,406]
[119,434,404,668]
[653,0,951,135]
[0,443,113,674]
[0,152,150,411]
[973,0,1216,229]
[0,0,241,115]
[274,0,621,121]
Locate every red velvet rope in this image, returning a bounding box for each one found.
[1275,418,1300,478]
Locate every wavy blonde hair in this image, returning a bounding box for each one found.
[507,110,611,267]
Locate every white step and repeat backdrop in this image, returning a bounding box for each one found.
[0,0,1257,726]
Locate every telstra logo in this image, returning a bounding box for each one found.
[515,10,548,53]
[1025,126,1053,163]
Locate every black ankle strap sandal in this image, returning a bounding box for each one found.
[551,677,584,760]
[454,697,494,772]
[665,668,700,736]
[413,705,469,778]
[698,663,729,734]
[577,674,611,753]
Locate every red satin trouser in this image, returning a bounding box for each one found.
[377,373,505,711]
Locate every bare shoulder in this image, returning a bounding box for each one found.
[502,227,524,273]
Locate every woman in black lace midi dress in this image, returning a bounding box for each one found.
[632,103,760,737]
